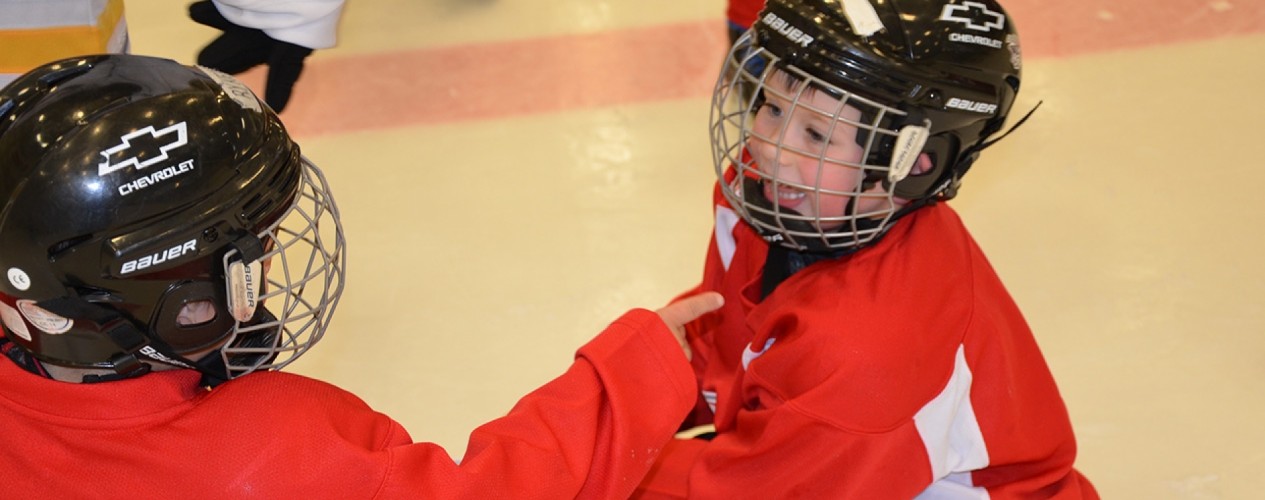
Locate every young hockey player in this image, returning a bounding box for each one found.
[0,54,720,498]
[636,0,1098,497]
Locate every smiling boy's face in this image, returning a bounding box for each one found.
[745,70,895,231]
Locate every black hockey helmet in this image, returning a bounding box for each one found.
[713,0,1025,252]
[0,54,345,382]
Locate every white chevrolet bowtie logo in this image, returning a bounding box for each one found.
[98,121,189,176]
[940,1,1005,32]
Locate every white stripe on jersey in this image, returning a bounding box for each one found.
[917,472,990,499]
[702,390,718,414]
[914,344,991,499]
[715,206,740,271]
[741,338,776,370]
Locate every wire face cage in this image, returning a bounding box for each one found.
[217,157,346,378]
[710,30,919,253]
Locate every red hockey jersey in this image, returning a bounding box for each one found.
[636,187,1097,498]
[0,309,693,499]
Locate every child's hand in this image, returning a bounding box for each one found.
[655,292,724,361]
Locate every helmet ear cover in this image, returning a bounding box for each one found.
[849,103,936,197]
[151,280,235,353]
[33,295,194,376]
[889,133,960,200]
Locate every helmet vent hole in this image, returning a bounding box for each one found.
[177,300,217,327]
[240,157,301,225]
[241,194,274,223]
[36,63,94,88]
[48,234,92,260]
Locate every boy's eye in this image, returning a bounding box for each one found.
[762,102,783,117]
[806,128,827,143]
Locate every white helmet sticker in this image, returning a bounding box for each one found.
[761,13,815,48]
[940,1,1007,50]
[841,0,884,36]
[197,66,263,113]
[0,301,31,341]
[17,300,73,334]
[7,267,30,291]
[227,259,262,322]
[1006,33,1022,70]
[97,122,189,177]
[940,2,1006,32]
[889,122,930,183]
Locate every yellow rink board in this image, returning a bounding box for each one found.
[0,0,127,77]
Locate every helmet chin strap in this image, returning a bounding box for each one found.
[951,101,1042,187]
[977,101,1042,152]
[195,308,281,388]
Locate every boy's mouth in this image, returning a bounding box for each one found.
[763,181,807,210]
